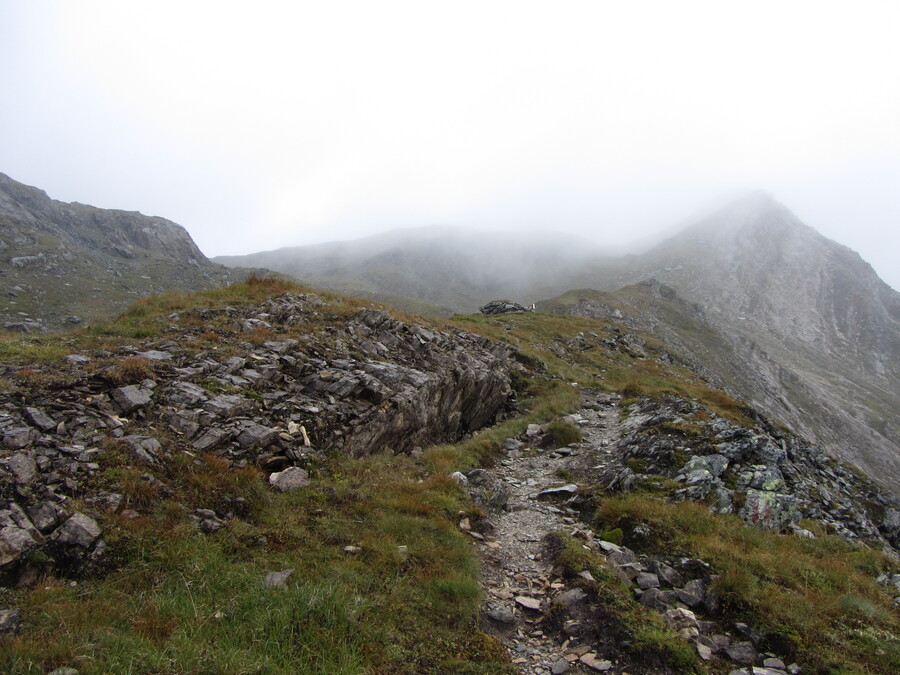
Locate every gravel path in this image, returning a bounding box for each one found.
[476,390,623,674]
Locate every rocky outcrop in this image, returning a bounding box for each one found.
[0,292,513,580]
[480,300,531,315]
[601,396,899,548]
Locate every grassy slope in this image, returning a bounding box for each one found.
[1,280,898,674]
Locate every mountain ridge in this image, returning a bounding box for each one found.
[218,195,900,494]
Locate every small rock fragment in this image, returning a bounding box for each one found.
[264,569,293,587]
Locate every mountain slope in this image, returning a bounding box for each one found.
[617,193,900,494]
[215,228,615,315]
[0,172,236,330]
[219,194,900,493]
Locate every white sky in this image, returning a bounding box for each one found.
[1,1,899,289]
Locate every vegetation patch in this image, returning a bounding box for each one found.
[593,494,900,672]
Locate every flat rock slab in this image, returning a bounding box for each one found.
[579,653,613,671]
[537,484,578,499]
[514,595,542,611]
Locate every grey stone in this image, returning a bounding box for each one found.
[724,641,757,666]
[3,426,37,450]
[650,560,684,587]
[236,423,279,448]
[0,609,20,634]
[52,512,101,548]
[6,452,37,483]
[203,394,252,417]
[556,588,587,607]
[450,471,468,485]
[480,300,529,315]
[639,587,670,611]
[484,608,515,624]
[135,350,171,361]
[110,385,152,414]
[739,489,798,531]
[537,484,578,499]
[269,466,310,492]
[636,572,660,589]
[0,524,39,566]
[762,658,786,670]
[24,406,56,431]
[514,596,542,611]
[551,660,571,674]
[47,668,79,675]
[663,607,700,639]
[26,502,65,533]
[264,568,293,587]
[167,381,209,406]
[192,427,231,451]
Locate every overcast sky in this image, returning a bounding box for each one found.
[1,1,898,289]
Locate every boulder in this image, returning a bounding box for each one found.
[110,385,152,414]
[51,512,101,548]
[479,300,529,315]
[269,467,310,492]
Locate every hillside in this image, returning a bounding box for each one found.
[219,195,900,495]
[215,228,614,315]
[1,279,898,673]
[616,194,900,495]
[0,173,238,331]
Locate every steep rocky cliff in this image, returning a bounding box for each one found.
[0,172,236,330]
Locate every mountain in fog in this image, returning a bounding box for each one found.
[219,193,900,493]
[215,227,617,315]
[609,192,900,494]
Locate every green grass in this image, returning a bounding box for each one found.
[2,452,511,674]
[593,494,900,673]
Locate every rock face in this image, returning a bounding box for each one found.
[0,292,512,580]
[0,172,238,329]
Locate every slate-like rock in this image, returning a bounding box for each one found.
[51,512,101,548]
[110,385,152,414]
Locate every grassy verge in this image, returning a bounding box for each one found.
[2,451,512,674]
[594,495,900,673]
